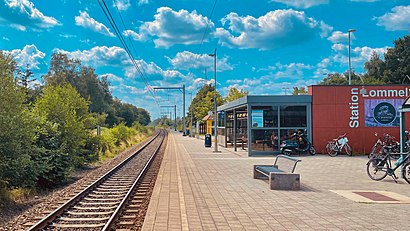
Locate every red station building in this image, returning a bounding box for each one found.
[309,85,410,154]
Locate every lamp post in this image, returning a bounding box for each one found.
[282,87,289,95]
[189,92,193,137]
[348,29,356,85]
[208,49,220,153]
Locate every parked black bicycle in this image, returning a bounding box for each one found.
[366,151,410,183]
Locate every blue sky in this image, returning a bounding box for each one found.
[1,0,409,119]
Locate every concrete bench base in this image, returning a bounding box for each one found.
[253,164,300,190]
[269,172,300,190]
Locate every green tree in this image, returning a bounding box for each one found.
[363,51,385,82]
[225,87,248,102]
[0,52,38,188]
[292,87,307,95]
[33,84,94,185]
[43,53,116,124]
[318,73,348,85]
[188,84,223,124]
[383,34,410,83]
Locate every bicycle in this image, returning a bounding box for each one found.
[368,133,399,159]
[325,133,352,157]
[366,151,410,183]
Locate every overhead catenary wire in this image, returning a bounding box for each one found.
[194,0,218,87]
[97,0,159,107]
[197,0,218,55]
[112,0,153,92]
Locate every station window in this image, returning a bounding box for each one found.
[251,129,279,151]
[280,106,307,127]
[218,111,225,127]
[250,106,278,128]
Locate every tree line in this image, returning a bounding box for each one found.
[0,52,151,191]
[319,33,410,85]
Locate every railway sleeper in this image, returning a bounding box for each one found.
[88,193,126,198]
[79,201,120,206]
[83,197,123,201]
[92,190,127,194]
[95,188,129,192]
[98,185,131,189]
[73,205,117,210]
[52,223,106,228]
[57,217,110,222]
[67,211,113,216]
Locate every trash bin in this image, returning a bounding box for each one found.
[205,134,212,147]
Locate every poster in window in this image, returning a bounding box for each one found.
[365,99,403,127]
[252,110,264,128]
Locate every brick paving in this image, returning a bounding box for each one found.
[142,130,410,231]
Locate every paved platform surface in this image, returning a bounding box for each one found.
[142,130,410,230]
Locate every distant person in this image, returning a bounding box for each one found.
[271,134,278,149]
[253,120,258,127]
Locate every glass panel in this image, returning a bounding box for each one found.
[251,129,278,152]
[280,105,307,127]
[251,106,278,128]
[279,129,310,145]
[226,112,233,128]
[218,111,225,127]
[280,129,297,143]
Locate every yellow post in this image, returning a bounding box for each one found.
[206,120,213,135]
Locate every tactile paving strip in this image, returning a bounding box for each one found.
[330,190,410,204]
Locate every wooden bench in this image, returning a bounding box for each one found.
[253,155,301,190]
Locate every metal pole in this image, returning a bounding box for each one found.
[183,85,186,136]
[190,92,193,137]
[213,49,219,152]
[174,105,177,131]
[348,29,355,85]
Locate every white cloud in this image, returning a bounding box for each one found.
[327,31,350,43]
[331,43,346,51]
[101,73,124,84]
[7,44,45,69]
[132,7,214,48]
[272,62,313,79]
[375,5,410,31]
[187,78,213,91]
[317,58,331,69]
[351,0,380,2]
[352,46,388,64]
[0,0,60,30]
[323,45,388,75]
[166,51,234,72]
[123,29,144,41]
[124,59,188,82]
[2,36,9,41]
[138,0,150,5]
[270,0,329,8]
[54,46,130,67]
[114,0,131,11]
[214,10,332,50]
[75,11,115,37]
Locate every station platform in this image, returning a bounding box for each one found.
[142,130,410,230]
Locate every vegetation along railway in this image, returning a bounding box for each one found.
[25,129,167,231]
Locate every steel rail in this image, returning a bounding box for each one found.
[102,129,165,230]
[27,130,163,231]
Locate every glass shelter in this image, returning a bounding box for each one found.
[217,95,312,156]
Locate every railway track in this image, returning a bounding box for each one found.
[27,129,167,230]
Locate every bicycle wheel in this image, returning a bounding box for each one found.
[366,157,388,181]
[309,146,316,155]
[369,145,382,158]
[402,161,410,184]
[326,143,338,157]
[345,144,352,156]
